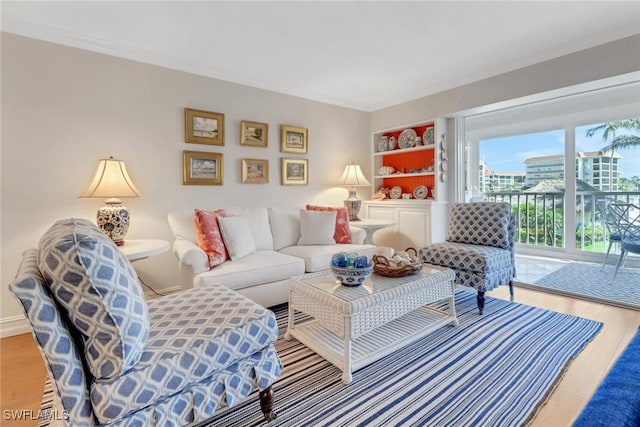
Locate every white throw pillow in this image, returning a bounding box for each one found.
[218,216,257,261]
[269,208,301,250]
[297,209,337,245]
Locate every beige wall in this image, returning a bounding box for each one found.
[0,33,371,335]
[2,32,639,336]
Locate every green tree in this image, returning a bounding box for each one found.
[586,118,640,191]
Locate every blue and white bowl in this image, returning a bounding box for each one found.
[330,264,373,287]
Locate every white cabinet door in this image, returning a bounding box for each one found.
[396,208,430,249]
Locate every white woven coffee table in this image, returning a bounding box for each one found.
[284,266,457,384]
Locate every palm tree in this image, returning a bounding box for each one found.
[585,118,640,191]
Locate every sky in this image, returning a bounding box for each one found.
[480,125,640,179]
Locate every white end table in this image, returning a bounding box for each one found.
[119,239,170,262]
[352,218,396,245]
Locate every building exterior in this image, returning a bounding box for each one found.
[478,161,526,192]
[524,152,621,191]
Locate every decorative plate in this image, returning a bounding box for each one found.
[440,172,447,182]
[413,185,427,199]
[423,128,435,146]
[441,151,447,161]
[440,161,448,172]
[440,134,447,150]
[398,129,417,149]
[390,186,402,199]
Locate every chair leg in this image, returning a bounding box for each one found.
[609,249,627,285]
[508,280,514,302]
[477,291,485,315]
[259,385,277,421]
[601,241,614,271]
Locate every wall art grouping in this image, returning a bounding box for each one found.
[183,107,308,185]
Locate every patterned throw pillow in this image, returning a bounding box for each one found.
[194,209,229,268]
[37,218,150,380]
[306,204,351,244]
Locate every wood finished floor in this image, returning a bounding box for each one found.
[1,286,639,427]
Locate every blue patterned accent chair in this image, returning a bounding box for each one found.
[9,218,281,426]
[418,202,516,314]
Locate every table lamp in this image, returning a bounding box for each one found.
[338,163,371,221]
[79,156,141,245]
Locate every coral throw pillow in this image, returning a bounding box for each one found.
[306,204,351,244]
[194,209,229,268]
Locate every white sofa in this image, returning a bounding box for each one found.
[168,207,377,308]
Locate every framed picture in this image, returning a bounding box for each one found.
[183,150,223,185]
[185,108,225,145]
[241,158,269,184]
[281,158,308,185]
[240,120,268,147]
[280,125,308,153]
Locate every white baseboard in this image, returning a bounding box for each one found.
[1,315,31,338]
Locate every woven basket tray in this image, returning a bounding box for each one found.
[372,247,423,277]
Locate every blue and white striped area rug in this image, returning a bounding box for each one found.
[38,290,602,426]
[201,289,601,426]
[523,263,640,311]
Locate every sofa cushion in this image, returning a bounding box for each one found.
[90,285,280,423]
[268,208,300,250]
[37,218,150,380]
[224,207,274,251]
[193,250,305,289]
[446,202,512,250]
[218,216,257,261]
[194,208,229,268]
[298,209,336,245]
[307,204,352,244]
[280,244,377,273]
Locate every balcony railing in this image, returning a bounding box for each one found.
[484,191,640,254]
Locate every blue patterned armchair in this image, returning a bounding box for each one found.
[419,202,516,314]
[9,219,281,426]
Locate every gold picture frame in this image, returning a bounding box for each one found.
[240,120,268,147]
[280,125,308,153]
[281,158,308,185]
[241,158,269,184]
[185,108,225,145]
[183,150,223,185]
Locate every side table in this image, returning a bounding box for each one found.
[119,239,170,262]
[352,218,396,245]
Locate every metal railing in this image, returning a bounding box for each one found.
[484,191,640,253]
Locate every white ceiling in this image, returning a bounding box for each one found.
[2,1,640,111]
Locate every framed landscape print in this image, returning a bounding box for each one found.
[241,158,269,183]
[280,125,308,153]
[240,120,268,147]
[183,150,223,185]
[185,108,225,146]
[281,158,308,185]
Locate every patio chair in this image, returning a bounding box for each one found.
[418,202,516,314]
[596,200,623,270]
[608,202,640,284]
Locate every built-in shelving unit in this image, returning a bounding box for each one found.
[363,118,450,249]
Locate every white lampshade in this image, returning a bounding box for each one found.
[338,163,371,187]
[79,157,141,201]
[338,163,370,221]
[80,157,141,246]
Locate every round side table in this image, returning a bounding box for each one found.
[353,219,396,245]
[119,239,170,262]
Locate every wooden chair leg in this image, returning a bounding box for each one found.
[508,280,514,302]
[259,385,277,421]
[477,291,485,315]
